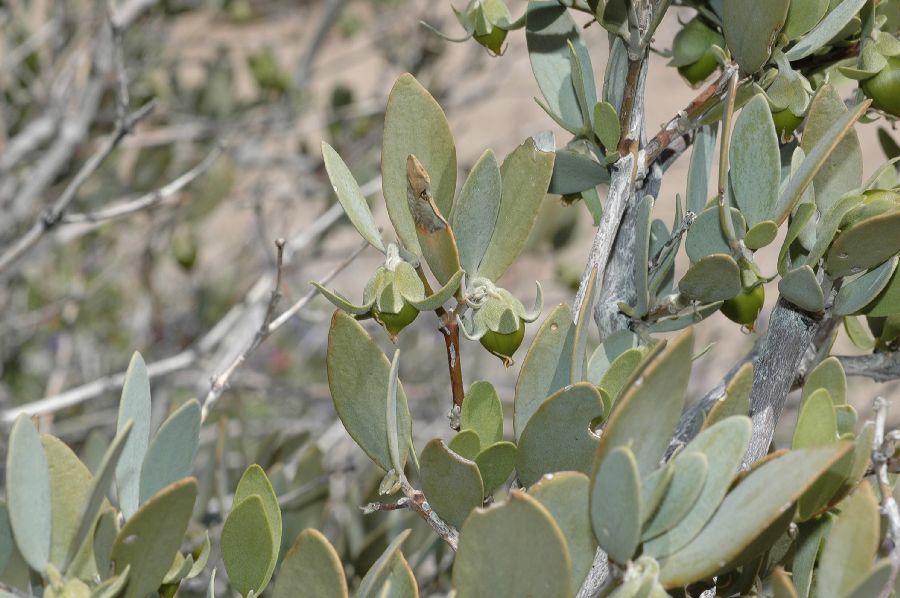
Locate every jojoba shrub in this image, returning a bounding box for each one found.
[2,1,899,598]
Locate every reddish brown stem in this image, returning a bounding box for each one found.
[414,265,466,419]
[440,314,465,413]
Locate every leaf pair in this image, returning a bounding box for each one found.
[116,353,201,519]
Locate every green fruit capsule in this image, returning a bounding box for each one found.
[771,108,804,140]
[479,319,526,366]
[678,52,719,86]
[374,303,419,337]
[862,56,900,117]
[721,284,765,328]
[671,18,724,87]
[474,27,507,55]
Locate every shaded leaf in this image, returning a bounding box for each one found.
[548,150,609,195]
[678,254,742,303]
[826,211,900,278]
[779,265,825,312]
[775,100,869,224]
[593,102,620,150]
[723,0,789,72]
[475,442,517,494]
[685,207,746,262]
[784,0,868,60]
[834,256,898,315]
[702,363,753,430]
[800,85,863,213]
[42,435,93,574]
[784,0,829,39]
[274,529,347,598]
[866,265,900,317]
[744,220,778,249]
[221,495,274,597]
[448,430,481,461]
[687,124,718,215]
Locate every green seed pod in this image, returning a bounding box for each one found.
[313,244,464,340]
[459,278,542,366]
[861,55,900,117]
[460,0,513,55]
[670,18,725,87]
[721,284,766,328]
[771,108,804,140]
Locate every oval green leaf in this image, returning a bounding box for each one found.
[326,311,412,471]
[453,492,572,598]
[140,399,200,505]
[591,446,641,564]
[730,95,780,227]
[221,495,274,598]
[679,254,742,303]
[514,304,574,439]
[420,440,483,529]
[382,74,457,252]
[723,0,789,72]
[321,142,384,253]
[477,138,555,281]
[516,383,605,487]
[6,414,51,573]
[116,352,152,519]
[273,529,348,598]
[460,380,503,447]
[834,256,898,315]
[529,472,597,591]
[452,149,502,274]
[657,444,851,587]
[112,479,197,598]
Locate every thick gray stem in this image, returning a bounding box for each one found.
[743,298,822,467]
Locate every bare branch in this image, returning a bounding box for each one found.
[872,397,900,598]
[744,299,826,467]
[573,56,648,323]
[0,100,156,275]
[56,140,226,240]
[838,352,900,383]
[200,239,370,422]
